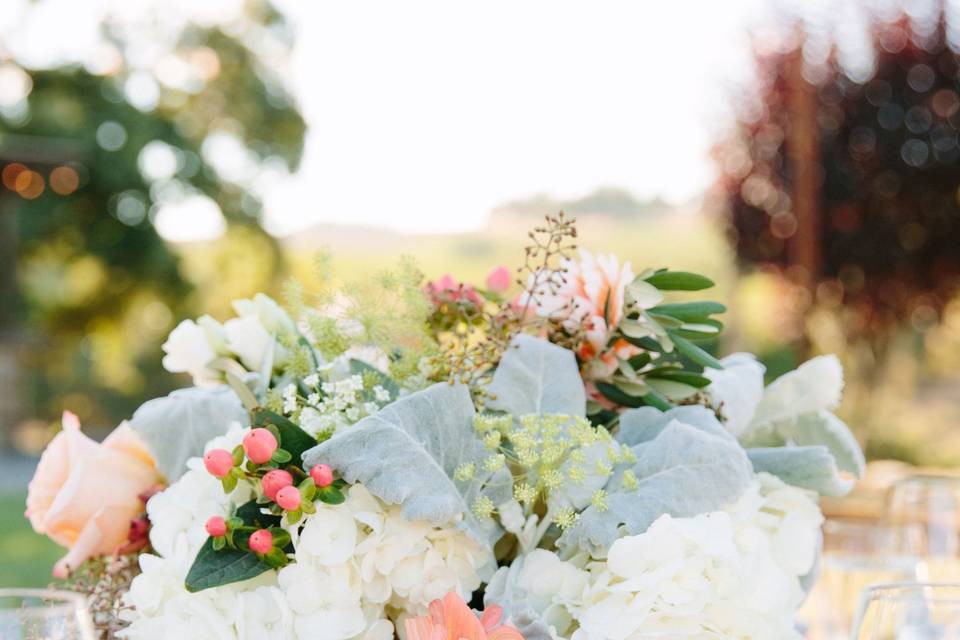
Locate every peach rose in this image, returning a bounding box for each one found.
[25,411,162,578]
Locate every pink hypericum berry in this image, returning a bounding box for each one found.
[261,469,294,501]
[204,449,234,478]
[485,265,512,293]
[248,528,273,554]
[275,485,302,511]
[243,428,278,464]
[205,516,227,538]
[310,464,334,488]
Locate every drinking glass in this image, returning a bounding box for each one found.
[0,589,95,640]
[885,476,960,582]
[852,583,960,639]
[801,518,916,639]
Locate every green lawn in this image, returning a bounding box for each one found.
[0,493,62,587]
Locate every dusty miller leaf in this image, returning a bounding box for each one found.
[129,386,248,482]
[487,334,585,418]
[777,410,865,478]
[560,416,753,557]
[302,382,511,545]
[617,405,732,446]
[747,446,854,497]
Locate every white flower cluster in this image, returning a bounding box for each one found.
[291,374,392,438]
[121,430,490,640]
[162,294,296,385]
[277,484,490,639]
[490,473,823,640]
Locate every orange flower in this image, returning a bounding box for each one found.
[25,412,162,578]
[405,592,524,640]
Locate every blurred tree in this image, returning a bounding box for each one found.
[714,3,960,461]
[715,6,960,340]
[0,0,305,443]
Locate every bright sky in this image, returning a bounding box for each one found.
[266,0,768,235]
[2,0,774,238]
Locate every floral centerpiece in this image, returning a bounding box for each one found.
[26,215,864,639]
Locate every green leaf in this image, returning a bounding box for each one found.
[185,542,267,593]
[667,331,723,370]
[627,353,651,370]
[649,301,726,321]
[621,335,663,352]
[644,271,715,291]
[595,382,643,408]
[316,485,346,505]
[212,536,225,551]
[251,409,318,464]
[185,500,281,592]
[640,389,672,411]
[225,372,259,412]
[231,445,245,466]
[648,370,712,388]
[221,470,238,493]
[646,313,684,329]
[646,378,699,402]
[262,547,289,569]
[271,449,293,464]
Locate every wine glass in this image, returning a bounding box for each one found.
[0,589,95,640]
[852,583,960,639]
[801,518,917,639]
[885,475,960,582]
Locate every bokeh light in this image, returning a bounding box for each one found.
[49,165,79,195]
[13,169,44,199]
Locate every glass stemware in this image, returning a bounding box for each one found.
[852,583,960,639]
[885,476,960,582]
[0,589,95,640]
[801,518,917,639]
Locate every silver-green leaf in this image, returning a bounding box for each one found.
[487,334,585,418]
[129,386,248,482]
[301,382,511,546]
[560,414,753,556]
[778,410,865,477]
[747,446,854,497]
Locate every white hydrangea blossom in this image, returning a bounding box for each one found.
[570,475,822,640]
[123,449,489,640]
[486,474,822,640]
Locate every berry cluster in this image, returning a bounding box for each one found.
[201,427,339,566]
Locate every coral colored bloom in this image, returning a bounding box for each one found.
[203,449,234,478]
[205,516,227,538]
[248,529,273,554]
[25,412,162,578]
[405,591,524,640]
[309,464,334,488]
[275,485,302,511]
[243,428,278,464]
[521,249,638,355]
[261,469,294,500]
[485,266,512,293]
